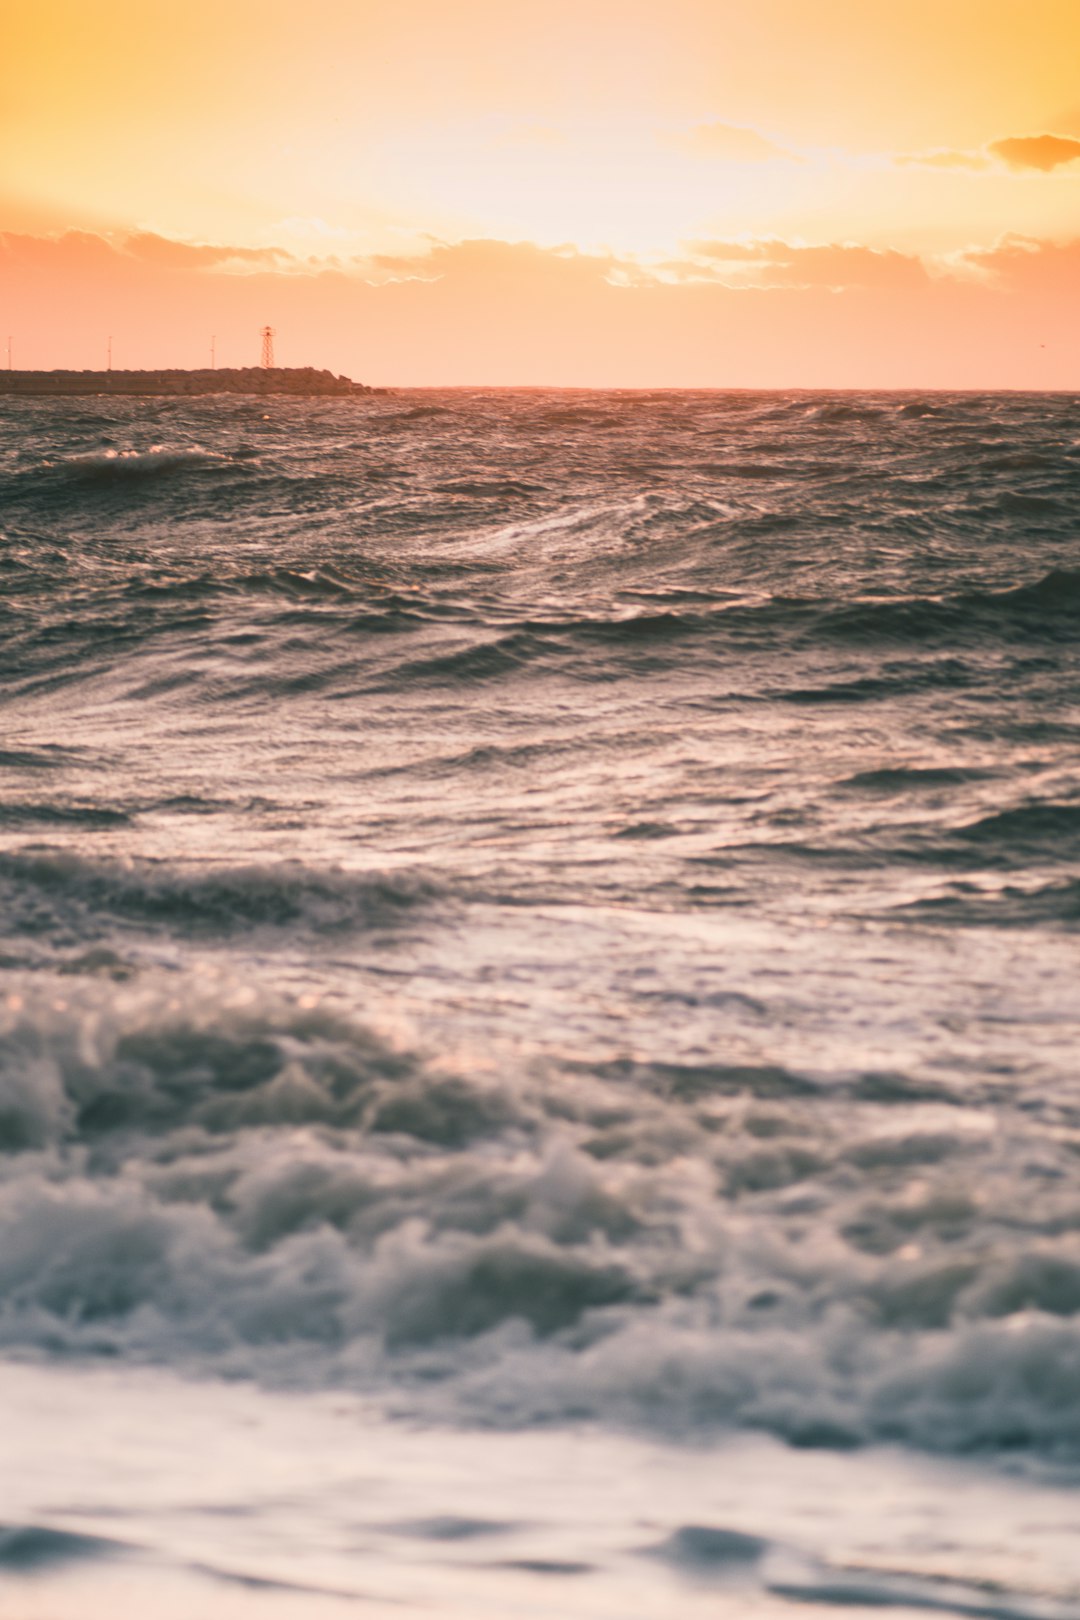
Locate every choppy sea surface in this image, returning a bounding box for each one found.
[1,389,1080,1618]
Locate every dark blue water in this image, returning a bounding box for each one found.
[2,390,1080,1617]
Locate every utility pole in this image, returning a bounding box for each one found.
[260,325,275,369]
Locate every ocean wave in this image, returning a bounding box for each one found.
[45,444,227,480]
[532,405,626,429]
[452,567,1080,657]
[840,765,998,794]
[366,568,1080,691]
[433,478,547,499]
[4,1129,1080,1457]
[0,745,88,771]
[0,1524,120,1572]
[836,798,1080,873]
[806,569,1080,646]
[0,983,462,1148]
[0,800,131,829]
[0,851,443,944]
[721,791,1080,879]
[652,1522,1080,1617]
[0,969,1077,1457]
[990,490,1067,519]
[895,400,945,418]
[899,877,1080,930]
[805,401,892,425]
[956,801,1080,858]
[379,404,450,425]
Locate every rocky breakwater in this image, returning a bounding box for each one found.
[0,367,376,396]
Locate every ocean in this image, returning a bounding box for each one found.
[1,388,1080,1618]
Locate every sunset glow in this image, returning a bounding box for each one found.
[4,0,1080,383]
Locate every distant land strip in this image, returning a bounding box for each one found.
[0,367,378,397]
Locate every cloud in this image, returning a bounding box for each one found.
[987,134,1080,172]
[366,238,617,287]
[895,134,1080,173]
[372,236,930,298]
[0,229,298,276]
[688,238,927,290]
[896,149,989,171]
[123,233,294,271]
[0,227,1010,302]
[959,233,1080,293]
[674,123,794,162]
[0,230,119,270]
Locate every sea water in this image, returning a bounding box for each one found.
[1,389,1079,1616]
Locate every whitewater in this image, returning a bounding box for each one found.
[1,388,1079,1618]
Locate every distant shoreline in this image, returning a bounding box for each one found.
[0,366,378,397]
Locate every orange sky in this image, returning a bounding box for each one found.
[3,0,1079,384]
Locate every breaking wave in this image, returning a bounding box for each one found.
[0,851,443,944]
[44,444,227,480]
[0,962,1077,1459]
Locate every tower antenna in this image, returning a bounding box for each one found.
[260,325,275,369]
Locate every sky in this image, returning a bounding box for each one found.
[2,0,1079,385]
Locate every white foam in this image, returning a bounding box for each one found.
[57,445,219,476]
[1,960,1080,1460]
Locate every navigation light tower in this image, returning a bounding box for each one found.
[260,325,275,369]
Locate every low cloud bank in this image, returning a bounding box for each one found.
[2,228,1078,386]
